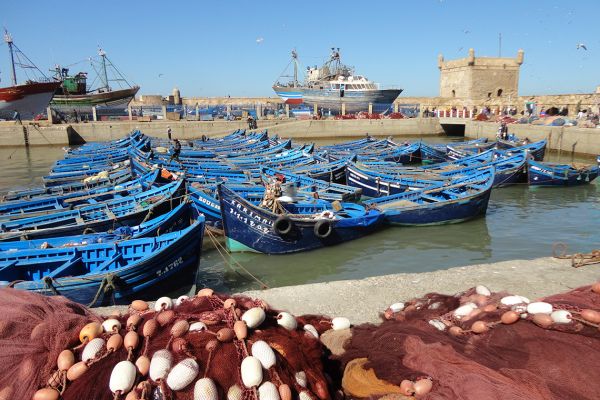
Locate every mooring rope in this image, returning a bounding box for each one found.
[552,242,600,268]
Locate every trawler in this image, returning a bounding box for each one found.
[273,48,402,113]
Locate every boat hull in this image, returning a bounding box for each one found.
[50,86,140,111]
[0,81,61,120]
[527,161,599,186]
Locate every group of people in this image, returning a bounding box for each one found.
[247,115,258,130]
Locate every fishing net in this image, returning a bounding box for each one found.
[339,283,600,400]
[7,288,332,400]
[0,288,99,399]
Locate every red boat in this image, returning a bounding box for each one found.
[0,30,59,120]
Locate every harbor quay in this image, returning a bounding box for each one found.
[1,117,600,157]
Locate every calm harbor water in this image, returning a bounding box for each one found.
[0,138,598,296]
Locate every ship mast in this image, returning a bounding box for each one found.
[98,47,110,91]
[3,30,18,86]
[292,49,298,87]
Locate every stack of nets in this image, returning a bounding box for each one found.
[0,288,333,400]
[339,282,600,399]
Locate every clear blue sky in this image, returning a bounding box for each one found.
[2,0,599,98]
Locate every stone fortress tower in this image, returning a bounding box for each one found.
[437,48,524,104]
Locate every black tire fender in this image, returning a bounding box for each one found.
[314,219,333,239]
[273,215,293,236]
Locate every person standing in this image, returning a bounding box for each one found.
[168,139,181,163]
[167,126,172,140]
[13,110,21,124]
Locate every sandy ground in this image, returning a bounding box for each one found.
[95,257,600,324]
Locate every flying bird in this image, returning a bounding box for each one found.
[158,73,164,78]
[576,43,587,50]
[462,29,470,34]
[256,37,264,44]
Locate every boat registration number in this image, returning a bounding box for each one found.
[156,256,183,276]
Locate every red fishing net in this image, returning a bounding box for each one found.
[4,288,332,400]
[339,284,600,399]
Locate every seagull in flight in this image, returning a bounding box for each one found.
[256,37,264,44]
[576,43,588,50]
[158,73,164,78]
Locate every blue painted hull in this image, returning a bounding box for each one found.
[527,160,599,186]
[218,185,384,254]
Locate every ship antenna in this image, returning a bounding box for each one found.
[3,29,17,86]
[98,46,110,91]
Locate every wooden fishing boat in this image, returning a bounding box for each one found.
[0,212,205,306]
[0,180,185,241]
[43,162,130,187]
[441,152,527,188]
[527,160,599,186]
[217,185,384,254]
[0,201,193,251]
[356,142,421,164]
[419,142,447,164]
[497,139,547,161]
[364,167,495,225]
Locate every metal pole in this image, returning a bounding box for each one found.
[499,33,502,57]
[4,31,18,86]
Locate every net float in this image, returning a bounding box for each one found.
[124,331,139,350]
[591,282,600,294]
[467,308,482,319]
[482,304,497,312]
[194,378,218,400]
[149,349,173,381]
[57,349,75,371]
[223,298,236,309]
[501,311,520,324]
[414,378,433,396]
[251,340,276,369]
[171,320,190,338]
[242,307,266,329]
[550,310,572,324]
[454,303,477,317]
[82,337,105,362]
[67,361,89,381]
[527,302,553,315]
[172,338,189,354]
[216,328,235,342]
[32,388,60,400]
[205,339,218,352]
[532,314,553,328]
[389,302,405,312]
[501,295,528,306]
[233,320,247,340]
[448,326,463,336]
[197,288,214,297]
[102,318,121,333]
[276,312,297,330]
[131,300,148,312]
[475,285,491,296]
[428,319,446,331]
[107,333,123,352]
[135,355,150,376]
[580,309,600,323]
[175,295,189,307]
[471,321,488,334]
[295,371,307,387]
[299,391,315,400]
[400,380,415,396]
[303,324,319,339]
[125,390,140,400]
[166,358,199,391]
[258,381,280,400]
[142,319,158,337]
[79,322,102,343]
[278,384,292,400]
[126,314,142,330]
[332,317,350,330]
[241,356,263,387]
[156,310,175,326]
[154,297,173,311]
[227,384,243,400]
[109,360,136,394]
[190,322,208,332]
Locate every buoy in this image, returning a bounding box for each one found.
[389,302,405,312]
[471,321,488,334]
[82,337,105,362]
[154,296,173,311]
[580,309,600,323]
[227,384,243,400]
[57,349,75,371]
[475,285,491,296]
[167,358,199,391]
[527,302,553,315]
[79,322,103,343]
[295,371,307,388]
[332,317,350,330]
[126,314,142,329]
[550,310,572,324]
[107,334,123,352]
[277,312,298,330]
[102,318,121,333]
[258,381,281,400]
[303,324,319,339]
[175,295,189,307]
[194,377,218,400]
[454,303,477,317]
[67,361,88,381]
[170,320,190,338]
[413,378,433,396]
[197,288,214,297]
[135,355,150,376]
[251,340,276,369]
[32,388,60,400]
[109,361,136,394]
[233,320,247,340]
[240,356,263,388]
[131,300,149,311]
[190,321,208,332]
[124,331,139,350]
[149,349,173,381]
[241,307,266,329]
[501,311,520,324]
[428,319,446,331]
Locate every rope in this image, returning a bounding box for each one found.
[552,243,600,268]
[205,228,269,289]
[87,274,118,307]
[42,276,61,295]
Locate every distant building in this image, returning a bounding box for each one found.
[437,48,524,103]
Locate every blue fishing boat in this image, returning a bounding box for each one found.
[217,185,384,254]
[498,140,546,161]
[419,142,447,164]
[0,211,205,306]
[364,167,494,225]
[527,160,599,186]
[357,142,421,164]
[0,201,193,251]
[0,180,185,241]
